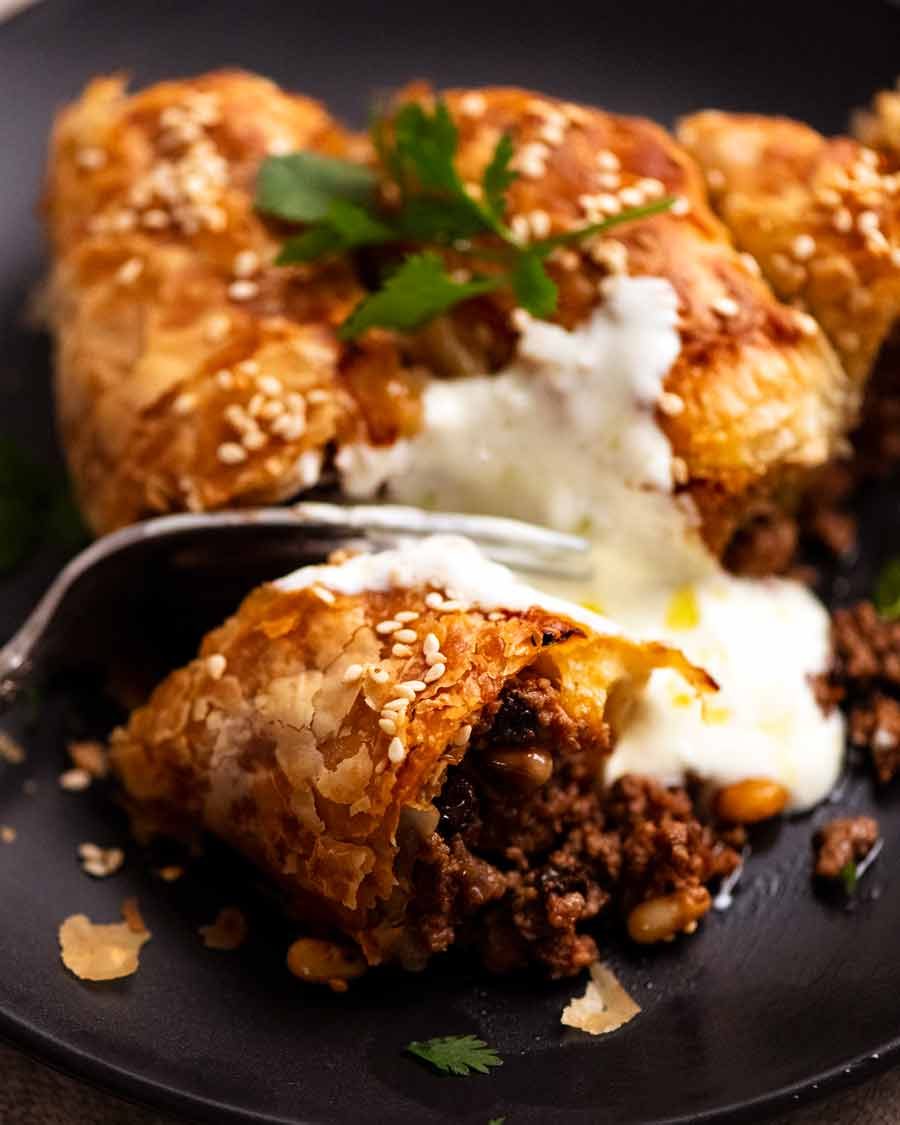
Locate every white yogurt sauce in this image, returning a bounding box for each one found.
[332,276,844,810]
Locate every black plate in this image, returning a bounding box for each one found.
[1,2,900,1122]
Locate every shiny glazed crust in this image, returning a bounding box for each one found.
[678,110,900,388]
[109,573,698,967]
[853,86,900,169]
[45,72,418,533]
[393,87,855,554]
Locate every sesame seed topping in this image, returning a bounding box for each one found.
[76,146,107,170]
[712,296,739,318]
[425,592,444,609]
[312,585,336,604]
[618,186,644,208]
[232,249,260,278]
[638,177,666,198]
[832,208,853,233]
[459,92,486,117]
[423,662,446,683]
[270,413,306,441]
[658,391,685,416]
[228,280,259,302]
[437,600,467,613]
[791,233,817,261]
[206,313,231,342]
[59,768,91,792]
[378,717,398,736]
[392,643,414,657]
[237,359,260,376]
[215,369,234,389]
[376,620,402,635]
[423,632,441,656]
[172,392,197,415]
[400,680,427,693]
[206,654,227,679]
[241,428,266,451]
[672,456,689,485]
[795,312,819,337]
[388,737,407,764]
[217,441,247,465]
[307,388,329,405]
[343,664,364,684]
[116,257,144,285]
[671,197,690,216]
[739,252,762,277]
[142,208,170,229]
[394,628,418,644]
[857,210,880,234]
[257,374,283,396]
[395,610,419,623]
[452,724,472,748]
[370,667,390,684]
[383,697,410,712]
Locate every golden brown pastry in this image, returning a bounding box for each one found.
[853,84,900,169]
[45,71,420,533]
[370,87,855,556]
[678,110,900,387]
[110,535,711,975]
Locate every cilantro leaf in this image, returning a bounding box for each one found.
[406,1035,503,1077]
[510,252,557,318]
[840,859,858,895]
[488,1118,506,1125]
[532,196,677,254]
[277,199,395,264]
[340,253,500,339]
[255,153,377,223]
[393,100,462,196]
[395,195,489,244]
[874,558,900,620]
[482,133,517,223]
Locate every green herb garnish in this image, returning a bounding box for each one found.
[256,100,675,339]
[406,1034,503,1077]
[874,558,900,620]
[840,859,858,895]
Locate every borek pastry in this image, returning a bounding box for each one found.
[45,71,418,533]
[678,110,900,386]
[110,536,721,976]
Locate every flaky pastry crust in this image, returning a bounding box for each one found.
[109,568,700,967]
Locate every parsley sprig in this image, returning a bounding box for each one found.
[406,1034,503,1076]
[255,100,675,339]
[874,557,900,620]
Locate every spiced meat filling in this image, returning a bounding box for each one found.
[407,669,740,978]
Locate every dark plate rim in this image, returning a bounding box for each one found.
[2,989,899,1125]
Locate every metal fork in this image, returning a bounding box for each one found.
[0,502,589,711]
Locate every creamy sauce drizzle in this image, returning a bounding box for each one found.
[333,276,844,811]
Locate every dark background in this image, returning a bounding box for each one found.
[0,2,899,1123]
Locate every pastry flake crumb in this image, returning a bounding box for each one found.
[59,900,150,981]
[0,731,25,765]
[561,961,641,1036]
[59,767,92,791]
[199,906,248,950]
[78,842,125,878]
[67,740,108,778]
[1,825,16,844]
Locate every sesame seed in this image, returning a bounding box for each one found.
[392,643,414,657]
[237,359,260,377]
[307,388,329,404]
[215,369,234,389]
[857,210,880,234]
[217,441,247,465]
[459,92,486,117]
[425,650,447,667]
[172,392,197,415]
[270,413,306,441]
[394,628,418,644]
[232,249,260,278]
[382,697,410,712]
[739,252,762,277]
[452,724,472,748]
[638,177,665,198]
[671,197,690,216]
[528,209,551,238]
[257,374,283,396]
[795,312,819,337]
[370,667,390,684]
[423,662,446,683]
[143,208,170,229]
[509,214,531,244]
[712,296,739,318]
[388,737,407,764]
[116,257,144,285]
[206,654,227,679]
[76,146,107,170]
[206,313,231,342]
[59,768,91,792]
[241,429,264,451]
[423,632,441,656]
[260,400,284,420]
[658,391,685,416]
[400,679,427,693]
[376,620,402,635]
[438,600,467,613]
[395,610,419,623]
[378,717,397,736]
[596,150,620,171]
[228,280,259,302]
[791,233,816,261]
[425,592,444,609]
[672,456,689,485]
[312,585,336,604]
[832,208,853,233]
[487,611,504,621]
[343,664,364,684]
[596,172,621,190]
[267,135,293,155]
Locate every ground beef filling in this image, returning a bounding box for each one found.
[408,671,740,978]
[813,815,880,880]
